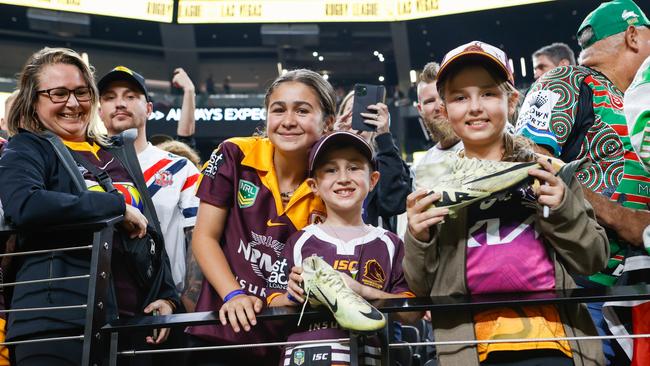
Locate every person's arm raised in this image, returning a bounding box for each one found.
[172,68,196,139]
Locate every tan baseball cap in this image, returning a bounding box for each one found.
[437,41,514,87]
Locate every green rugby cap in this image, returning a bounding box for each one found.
[578,0,650,49]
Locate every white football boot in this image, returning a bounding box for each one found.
[299,255,386,332]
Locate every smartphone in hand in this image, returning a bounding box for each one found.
[351,84,386,132]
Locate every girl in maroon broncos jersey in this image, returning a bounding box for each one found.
[187,70,335,365]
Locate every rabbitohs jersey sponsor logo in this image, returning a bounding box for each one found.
[516,90,561,132]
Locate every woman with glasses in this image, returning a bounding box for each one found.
[0,47,178,365]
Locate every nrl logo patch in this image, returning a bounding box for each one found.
[292,350,305,366]
[238,179,259,208]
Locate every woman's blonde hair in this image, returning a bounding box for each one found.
[437,59,534,162]
[337,90,354,117]
[8,47,108,145]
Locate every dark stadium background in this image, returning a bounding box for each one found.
[1,0,647,161]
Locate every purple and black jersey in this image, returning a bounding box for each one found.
[187,137,326,352]
[269,225,413,366]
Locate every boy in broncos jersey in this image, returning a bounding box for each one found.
[267,131,418,366]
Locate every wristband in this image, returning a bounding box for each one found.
[287,293,300,304]
[224,289,246,303]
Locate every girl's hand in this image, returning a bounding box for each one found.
[122,205,148,239]
[360,103,390,135]
[407,189,449,242]
[287,266,305,303]
[218,293,263,333]
[529,157,565,211]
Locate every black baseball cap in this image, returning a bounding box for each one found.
[97,66,150,102]
[308,131,376,177]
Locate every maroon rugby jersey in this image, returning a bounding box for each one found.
[187,137,326,354]
[268,224,413,366]
[63,140,145,316]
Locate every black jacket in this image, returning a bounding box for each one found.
[364,133,412,232]
[0,130,178,340]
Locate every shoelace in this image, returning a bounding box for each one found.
[297,284,311,326]
[319,270,367,306]
[297,268,368,326]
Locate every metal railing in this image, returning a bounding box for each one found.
[103,284,650,366]
[0,216,121,366]
[3,218,650,366]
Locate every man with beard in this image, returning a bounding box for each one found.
[98,66,201,307]
[415,62,462,169]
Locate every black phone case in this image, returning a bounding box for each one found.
[351,84,386,132]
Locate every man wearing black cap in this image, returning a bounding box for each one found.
[98,66,201,310]
[515,1,650,363]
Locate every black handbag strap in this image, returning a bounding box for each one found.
[41,131,86,192]
[67,149,119,194]
[116,132,163,236]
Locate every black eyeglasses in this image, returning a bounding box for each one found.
[37,87,92,103]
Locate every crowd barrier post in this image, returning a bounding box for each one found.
[80,217,120,366]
